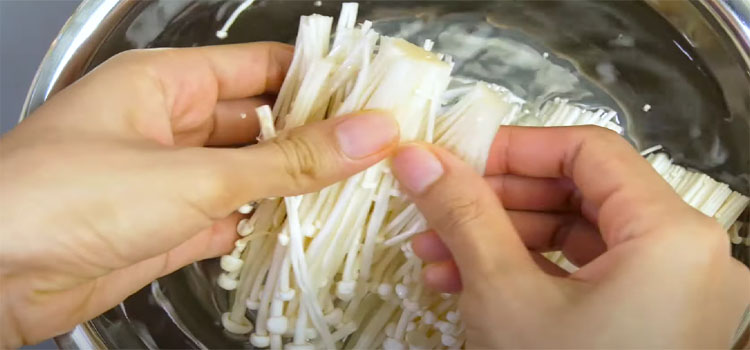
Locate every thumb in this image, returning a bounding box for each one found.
[391,144,543,288]
[176,110,399,214]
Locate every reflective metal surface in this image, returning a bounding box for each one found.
[20,0,135,120]
[20,0,750,348]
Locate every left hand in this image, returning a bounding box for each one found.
[0,43,399,347]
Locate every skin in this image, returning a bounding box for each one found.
[0,42,747,348]
[391,128,750,348]
[0,43,400,347]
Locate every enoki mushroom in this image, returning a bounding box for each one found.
[215,3,750,349]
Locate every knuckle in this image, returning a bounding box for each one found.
[661,213,730,264]
[201,167,235,206]
[176,150,235,215]
[585,124,623,144]
[438,195,484,233]
[109,48,151,67]
[104,49,167,98]
[107,49,166,82]
[270,132,326,188]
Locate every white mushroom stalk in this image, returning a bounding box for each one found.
[216,0,256,40]
[520,97,623,133]
[222,4,461,349]
[218,3,750,349]
[646,152,749,230]
[435,82,523,174]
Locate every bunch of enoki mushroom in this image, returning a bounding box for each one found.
[213,3,750,349]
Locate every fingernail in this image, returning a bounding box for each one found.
[336,112,399,159]
[392,145,444,194]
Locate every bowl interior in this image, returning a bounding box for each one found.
[70,0,749,348]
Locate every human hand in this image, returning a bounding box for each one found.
[391,126,750,348]
[0,43,399,347]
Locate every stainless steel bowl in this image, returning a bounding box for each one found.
[21,0,750,348]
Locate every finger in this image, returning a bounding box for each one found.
[412,230,452,262]
[162,212,242,263]
[530,253,570,277]
[171,110,399,216]
[422,260,462,293]
[55,42,293,144]
[112,42,294,100]
[204,96,273,146]
[508,211,607,267]
[414,228,585,275]
[72,213,240,324]
[485,174,579,211]
[392,144,545,288]
[117,212,239,281]
[485,126,688,246]
[421,254,571,288]
[421,254,570,291]
[173,96,271,147]
[561,220,608,267]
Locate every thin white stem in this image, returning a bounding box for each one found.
[359,174,394,279]
[215,0,255,39]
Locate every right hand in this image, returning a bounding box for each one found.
[391,126,750,348]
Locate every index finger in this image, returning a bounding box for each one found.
[61,42,293,143]
[391,144,544,287]
[486,126,688,246]
[117,42,294,100]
